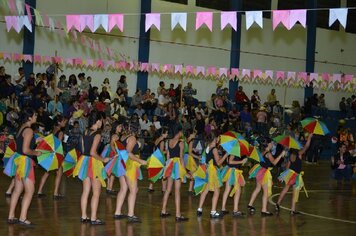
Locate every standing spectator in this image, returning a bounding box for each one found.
[168,83,176,99]
[79,73,90,95]
[317,94,327,117]
[206,94,217,116]
[183,82,198,106]
[331,142,352,183]
[68,74,79,98]
[235,86,249,111]
[339,97,347,118]
[251,90,261,110]
[267,89,277,105]
[256,106,268,136]
[117,75,128,98]
[174,84,182,104]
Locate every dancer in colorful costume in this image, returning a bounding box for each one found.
[276,134,313,215]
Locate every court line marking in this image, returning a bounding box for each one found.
[269,190,356,224]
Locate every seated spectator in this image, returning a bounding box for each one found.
[152,115,162,131]
[267,89,277,105]
[89,86,99,103]
[47,95,64,116]
[158,89,170,106]
[206,94,217,116]
[57,75,68,90]
[194,103,205,117]
[134,103,145,117]
[251,90,261,110]
[139,114,152,131]
[240,104,252,133]
[331,142,352,182]
[168,83,176,99]
[6,107,19,132]
[157,81,165,97]
[142,89,155,115]
[5,92,20,112]
[117,75,128,97]
[99,86,111,101]
[131,89,143,108]
[235,86,250,111]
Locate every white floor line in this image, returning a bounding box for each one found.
[269,190,356,224]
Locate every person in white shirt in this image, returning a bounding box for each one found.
[194,103,205,117]
[139,114,152,131]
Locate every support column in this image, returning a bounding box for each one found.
[136,0,151,92]
[22,0,36,78]
[305,0,317,100]
[229,0,243,100]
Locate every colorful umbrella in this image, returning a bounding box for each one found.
[147,149,166,183]
[63,149,81,177]
[301,118,330,135]
[114,141,129,163]
[36,134,64,171]
[248,146,264,163]
[220,131,249,157]
[3,141,16,167]
[273,135,302,150]
[193,164,208,195]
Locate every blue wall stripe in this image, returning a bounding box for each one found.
[22,0,36,77]
[136,0,151,92]
[229,0,243,100]
[305,0,317,100]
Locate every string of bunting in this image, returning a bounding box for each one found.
[0,52,354,92]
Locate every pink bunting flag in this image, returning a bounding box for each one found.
[145,13,160,32]
[273,10,290,30]
[185,65,194,75]
[230,68,239,79]
[105,60,115,69]
[23,54,33,62]
[43,55,52,64]
[53,56,62,64]
[96,59,104,68]
[343,74,353,83]
[221,11,237,30]
[108,14,124,32]
[207,67,216,76]
[308,73,318,82]
[242,69,251,78]
[253,69,262,78]
[219,68,228,77]
[74,58,83,66]
[287,71,296,80]
[87,59,94,67]
[140,63,149,72]
[298,72,308,82]
[8,0,17,14]
[13,53,22,61]
[289,10,306,29]
[264,70,273,79]
[163,64,173,73]
[5,16,19,32]
[321,73,330,82]
[151,63,160,72]
[80,15,94,32]
[196,12,213,31]
[3,53,12,61]
[333,74,342,83]
[276,71,285,80]
[25,4,32,23]
[196,66,205,76]
[65,58,73,66]
[174,64,183,74]
[43,14,50,27]
[34,54,42,63]
[66,15,81,32]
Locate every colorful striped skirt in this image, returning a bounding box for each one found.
[249,164,273,197]
[163,157,187,182]
[73,155,107,187]
[4,153,35,183]
[221,166,245,197]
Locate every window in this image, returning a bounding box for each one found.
[317,0,340,31]
[196,0,230,11]
[346,0,356,33]
[242,0,272,18]
[161,0,188,5]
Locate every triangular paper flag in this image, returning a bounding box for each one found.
[289,10,306,29]
[94,14,109,32]
[196,12,213,31]
[273,10,290,30]
[25,4,32,23]
[15,0,24,15]
[171,12,187,31]
[174,64,183,74]
[80,15,94,32]
[34,9,43,26]
[246,11,263,29]
[19,15,32,32]
[329,8,348,28]
[66,15,80,32]
[108,14,124,32]
[221,11,237,31]
[145,13,160,32]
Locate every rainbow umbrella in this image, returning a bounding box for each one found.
[114,141,129,163]
[193,164,208,195]
[147,149,166,183]
[36,134,64,171]
[3,141,16,167]
[273,135,302,150]
[220,131,249,157]
[301,118,330,136]
[248,146,264,163]
[63,149,81,177]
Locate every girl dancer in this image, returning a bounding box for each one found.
[148,127,169,192]
[221,154,248,217]
[37,115,68,199]
[184,129,200,194]
[160,126,189,221]
[248,137,286,216]
[196,134,228,218]
[73,111,109,225]
[276,134,313,214]
[106,121,125,195]
[114,123,147,223]
[7,108,41,226]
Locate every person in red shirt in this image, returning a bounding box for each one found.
[235,86,250,111]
